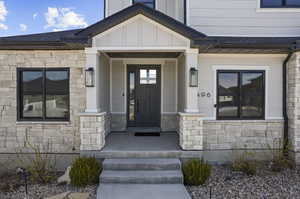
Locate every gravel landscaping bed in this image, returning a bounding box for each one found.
[186,165,300,199]
[0,172,97,199]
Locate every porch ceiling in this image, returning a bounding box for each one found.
[106,52,182,58]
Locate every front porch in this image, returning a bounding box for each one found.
[78,11,205,153]
[81,131,204,159]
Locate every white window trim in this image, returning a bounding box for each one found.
[257,0,300,12]
[212,65,270,121]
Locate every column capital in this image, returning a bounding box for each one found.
[85,48,101,55]
[185,48,199,55]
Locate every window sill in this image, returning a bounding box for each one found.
[16,121,71,125]
[257,8,300,12]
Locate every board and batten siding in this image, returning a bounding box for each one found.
[189,0,300,36]
[106,0,185,23]
[93,15,189,48]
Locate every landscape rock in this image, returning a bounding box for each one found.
[44,191,70,199]
[68,192,89,199]
[57,166,72,185]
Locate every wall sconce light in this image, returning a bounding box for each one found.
[189,67,198,87]
[85,67,94,87]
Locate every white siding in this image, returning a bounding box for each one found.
[189,0,300,36]
[106,0,131,17]
[177,55,186,112]
[98,53,110,112]
[106,0,184,23]
[93,15,189,48]
[111,60,125,113]
[157,0,185,23]
[198,54,285,119]
[163,60,177,113]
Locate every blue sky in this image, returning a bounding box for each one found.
[0,0,104,37]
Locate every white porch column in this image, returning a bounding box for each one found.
[184,49,199,113]
[85,49,100,113]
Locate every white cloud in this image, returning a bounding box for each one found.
[0,1,7,21]
[44,7,88,31]
[0,1,8,30]
[33,13,38,19]
[19,24,27,31]
[0,23,7,30]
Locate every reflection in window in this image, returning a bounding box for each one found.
[129,72,135,121]
[261,0,300,7]
[46,71,69,118]
[133,0,155,8]
[22,71,43,118]
[18,68,69,121]
[217,73,239,118]
[217,71,265,120]
[140,69,157,85]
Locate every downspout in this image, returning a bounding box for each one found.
[283,52,292,155]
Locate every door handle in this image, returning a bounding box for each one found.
[136,99,139,113]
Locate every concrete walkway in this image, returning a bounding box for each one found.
[97,184,191,199]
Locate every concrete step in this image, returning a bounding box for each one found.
[103,158,181,170]
[97,184,192,199]
[100,170,183,184]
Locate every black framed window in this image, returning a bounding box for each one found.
[17,68,70,121]
[133,0,155,9]
[261,0,300,8]
[217,70,265,120]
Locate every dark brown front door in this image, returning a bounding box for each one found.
[127,65,161,127]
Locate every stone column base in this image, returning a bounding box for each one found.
[79,112,107,151]
[178,112,204,150]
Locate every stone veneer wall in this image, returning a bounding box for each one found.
[0,50,86,153]
[287,52,300,162]
[178,113,203,150]
[80,113,109,151]
[203,120,284,150]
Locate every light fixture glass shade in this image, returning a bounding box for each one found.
[189,67,198,87]
[85,67,94,87]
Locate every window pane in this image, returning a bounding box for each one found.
[45,71,69,118]
[129,72,135,121]
[140,69,157,84]
[133,0,154,8]
[23,95,43,117]
[140,69,148,84]
[286,0,300,6]
[148,69,157,84]
[218,95,239,117]
[218,72,239,118]
[241,73,264,118]
[46,95,69,118]
[261,0,282,7]
[21,71,43,118]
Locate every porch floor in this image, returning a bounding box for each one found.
[102,132,181,151]
[81,132,203,159]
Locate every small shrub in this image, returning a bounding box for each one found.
[182,159,212,186]
[270,155,294,172]
[70,157,101,187]
[268,139,295,172]
[16,134,57,184]
[231,151,258,176]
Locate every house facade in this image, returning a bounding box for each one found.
[0,0,300,162]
